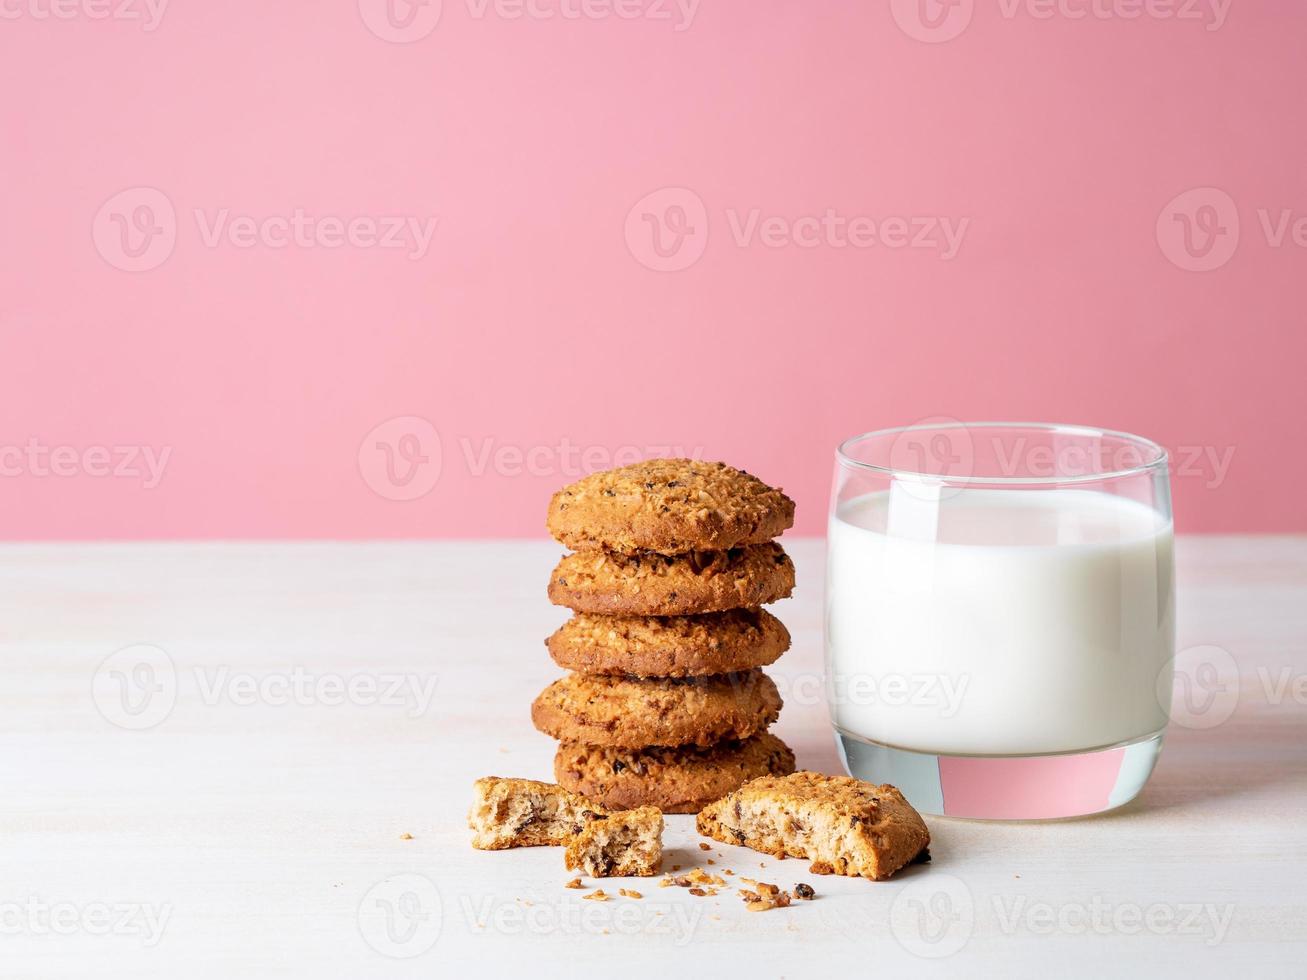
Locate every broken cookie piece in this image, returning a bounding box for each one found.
[468,776,608,850]
[564,806,663,877]
[696,771,930,880]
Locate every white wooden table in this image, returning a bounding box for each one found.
[1,538,1303,978]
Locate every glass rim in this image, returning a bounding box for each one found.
[835,421,1169,486]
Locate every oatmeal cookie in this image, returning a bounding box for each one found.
[696,772,930,880]
[546,608,789,678]
[563,806,664,877]
[547,459,794,556]
[531,670,782,749]
[468,777,607,850]
[548,543,794,616]
[555,733,797,813]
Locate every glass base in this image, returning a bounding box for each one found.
[834,728,1165,820]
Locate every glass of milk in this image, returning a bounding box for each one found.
[826,422,1175,819]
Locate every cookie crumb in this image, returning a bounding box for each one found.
[688,887,707,897]
[564,878,583,889]
[699,842,711,851]
[739,880,792,911]
[794,882,815,900]
[399,832,414,840]
[583,889,610,902]
[619,889,643,899]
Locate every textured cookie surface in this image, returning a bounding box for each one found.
[696,771,930,880]
[547,608,789,678]
[555,733,797,814]
[468,777,607,850]
[548,544,794,616]
[563,806,664,877]
[531,670,782,749]
[547,459,794,555]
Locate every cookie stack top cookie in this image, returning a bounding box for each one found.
[547,458,795,556]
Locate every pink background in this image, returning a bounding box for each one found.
[1,0,1301,540]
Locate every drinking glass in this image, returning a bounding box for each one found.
[825,422,1175,819]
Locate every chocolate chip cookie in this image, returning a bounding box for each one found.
[547,543,794,616]
[531,670,782,749]
[555,733,797,813]
[546,608,789,678]
[547,459,794,556]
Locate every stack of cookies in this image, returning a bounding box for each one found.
[531,459,799,813]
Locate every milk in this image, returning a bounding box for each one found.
[826,487,1174,756]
